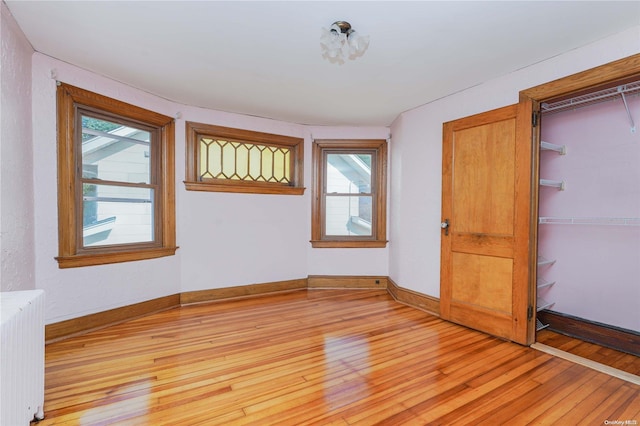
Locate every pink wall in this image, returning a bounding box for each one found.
[389,26,640,300]
[1,3,35,292]
[538,96,640,331]
[31,54,183,323]
[28,53,388,324]
[3,8,639,326]
[306,126,390,277]
[176,108,390,293]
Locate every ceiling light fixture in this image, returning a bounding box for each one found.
[320,21,369,64]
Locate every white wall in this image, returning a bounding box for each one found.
[388,26,640,298]
[0,3,35,292]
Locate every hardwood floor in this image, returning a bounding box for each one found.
[537,329,640,376]
[38,289,640,425]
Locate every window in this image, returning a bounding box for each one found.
[311,139,387,248]
[56,83,177,268]
[185,122,304,195]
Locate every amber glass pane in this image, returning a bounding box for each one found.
[199,138,291,183]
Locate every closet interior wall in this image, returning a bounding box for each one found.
[537,92,640,333]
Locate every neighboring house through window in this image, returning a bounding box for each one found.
[56,83,177,268]
[311,139,388,248]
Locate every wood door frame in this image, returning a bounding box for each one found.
[519,53,640,343]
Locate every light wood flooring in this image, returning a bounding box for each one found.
[537,329,640,376]
[38,289,640,425]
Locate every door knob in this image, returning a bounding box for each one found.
[441,219,449,236]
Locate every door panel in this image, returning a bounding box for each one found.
[451,253,513,314]
[452,121,515,235]
[441,102,535,345]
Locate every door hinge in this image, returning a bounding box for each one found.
[527,305,534,320]
[532,111,539,127]
[531,111,540,127]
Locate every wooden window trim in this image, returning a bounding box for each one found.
[56,83,177,268]
[311,139,388,248]
[185,122,305,195]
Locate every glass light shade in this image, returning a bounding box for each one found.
[347,31,370,57]
[320,23,369,64]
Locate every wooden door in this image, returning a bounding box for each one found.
[440,101,536,345]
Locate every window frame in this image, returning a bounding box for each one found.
[311,139,388,248]
[56,83,177,268]
[184,122,304,195]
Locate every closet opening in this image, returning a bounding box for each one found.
[521,63,640,370]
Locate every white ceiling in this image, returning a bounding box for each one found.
[6,1,640,126]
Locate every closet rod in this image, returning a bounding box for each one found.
[539,217,640,226]
[541,80,640,114]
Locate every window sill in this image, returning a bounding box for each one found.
[310,240,388,248]
[184,181,305,195]
[56,246,179,268]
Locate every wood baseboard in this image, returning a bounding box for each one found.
[537,310,640,356]
[45,294,180,343]
[45,276,443,342]
[387,278,440,316]
[46,279,307,342]
[180,278,308,304]
[307,275,388,289]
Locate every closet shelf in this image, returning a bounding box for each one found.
[540,141,567,155]
[536,318,550,331]
[537,277,556,289]
[539,217,640,226]
[537,256,556,267]
[537,298,555,312]
[540,179,565,191]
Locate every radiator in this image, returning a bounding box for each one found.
[1,290,45,425]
